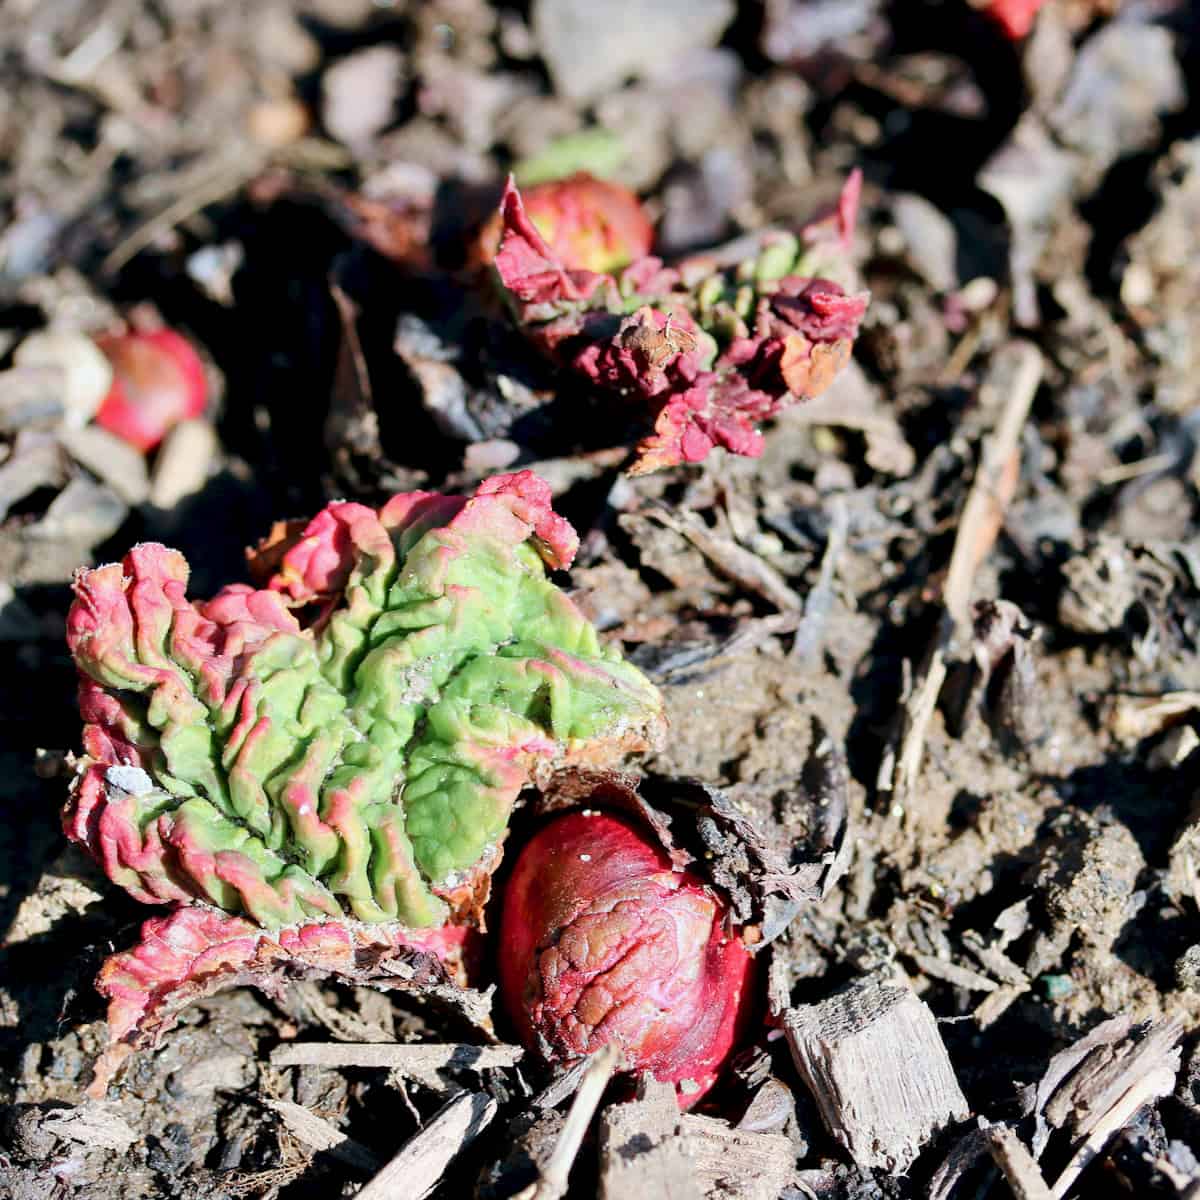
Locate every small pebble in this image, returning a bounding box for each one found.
[58,424,150,507]
[1175,945,1200,992]
[322,45,405,147]
[150,418,218,510]
[246,97,310,148]
[14,330,112,428]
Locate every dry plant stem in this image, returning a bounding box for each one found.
[938,323,985,385]
[101,152,263,274]
[355,1090,498,1200]
[517,1043,622,1200]
[889,343,1043,819]
[264,1100,383,1174]
[645,507,803,611]
[942,343,1043,629]
[271,1042,523,1073]
[1096,451,1175,485]
[99,139,353,275]
[717,611,802,660]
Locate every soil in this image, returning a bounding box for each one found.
[2,1,1200,1197]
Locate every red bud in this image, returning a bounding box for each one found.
[499,809,754,1106]
[480,173,653,275]
[984,0,1044,39]
[94,328,208,452]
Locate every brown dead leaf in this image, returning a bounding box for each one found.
[780,335,852,399]
[619,308,698,372]
[246,517,309,586]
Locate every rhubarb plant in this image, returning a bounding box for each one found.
[493,171,869,473]
[499,808,754,1106]
[64,471,665,1066]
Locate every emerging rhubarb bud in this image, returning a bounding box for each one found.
[94,327,208,452]
[492,173,868,473]
[498,809,754,1106]
[981,0,1044,39]
[478,173,653,275]
[65,471,665,933]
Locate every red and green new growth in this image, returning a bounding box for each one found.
[499,810,754,1106]
[97,905,471,1054]
[65,471,665,939]
[493,171,868,473]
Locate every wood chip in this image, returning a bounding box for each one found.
[933,1018,1184,1199]
[927,1123,993,1200]
[355,1090,497,1200]
[911,951,1000,993]
[985,1125,1054,1200]
[1106,691,1200,743]
[681,1112,794,1200]
[784,976,969,1173]
[973,984,1027,1029]
[1037,1016,1183,1199]
[59,424,150,506]
[37,1102,138,1153]
[531,1057,591,1111]
[271,1042,523,1074]
[598,1076,795,1200]
[264,1099,382,1174]
[786,359,916,476]
[598,1075,697,1200]
[149,418,218,510]
[791,493,849,663]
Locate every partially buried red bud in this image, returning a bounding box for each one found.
[982,0,1044,39]
[498,809,754,1107]
[94,327,208,452]
[479,173,653,275]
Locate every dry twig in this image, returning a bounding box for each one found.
[645,507,803,611]
[884,343,1043,821]
[264,1099,382,1174]
[516,1043,621,1200]
[271,1042,522,1074]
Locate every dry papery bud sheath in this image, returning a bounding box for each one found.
[478,172,654,275]
[499,809,754,1107]
[64,471,665,1057]
[94,327,208,452]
